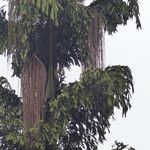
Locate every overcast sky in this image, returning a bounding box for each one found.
[0,0,150,149]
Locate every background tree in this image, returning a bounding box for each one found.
[0,0,141,149]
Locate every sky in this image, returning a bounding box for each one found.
[0,0,150,149]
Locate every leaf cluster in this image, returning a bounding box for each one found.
[0,0,91,76]
[90,0,141,34]
[0,77,22,149]
[0,8,8,53]
[0,0,141,76]
[27,65,133,150]
[112,141,135,150]
[0,66,134,150]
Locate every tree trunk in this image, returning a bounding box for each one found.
[21,55,47,129]
[21,18,56,149]
[84,7,105,69]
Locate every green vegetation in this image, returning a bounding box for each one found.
[0,0,140,149]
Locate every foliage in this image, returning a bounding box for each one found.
[0,77,22,149]
[0,7,8,53]
[0,0,140,150]
[90,0,141,34]
[0,0,141,76]
[0,0,91,76]
[0,66,134,149]
[51,65,134,150]
[112,141,135,150]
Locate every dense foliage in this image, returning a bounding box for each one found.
[0,66,134,150]
[0,0,141,76]
[0,0,140,149]
[0,77,21,149]
[90,0,141,33]
[0,7,8,52]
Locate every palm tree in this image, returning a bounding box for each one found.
[0,0,140,149]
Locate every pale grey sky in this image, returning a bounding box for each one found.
[0,0,150,149]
